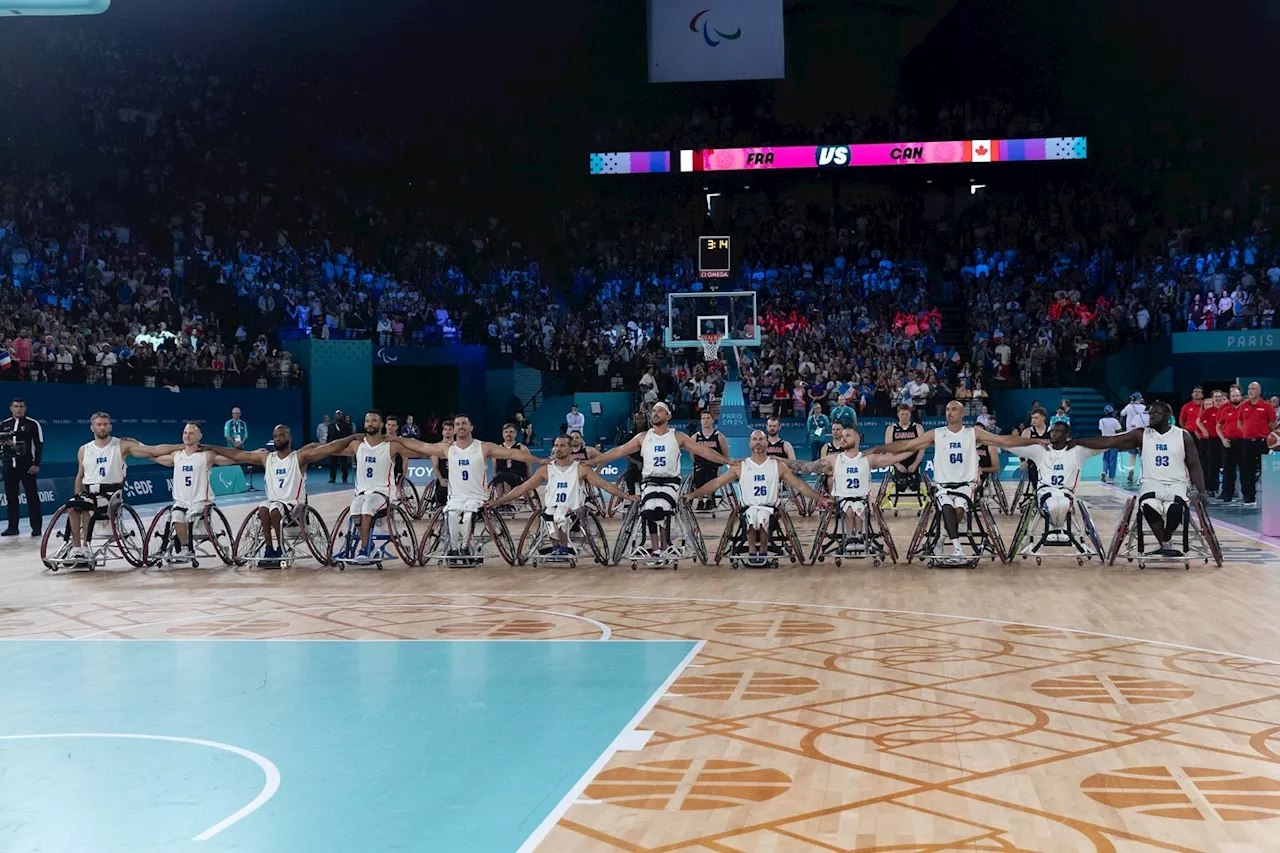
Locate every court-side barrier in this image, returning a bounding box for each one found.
[0,465,248,516]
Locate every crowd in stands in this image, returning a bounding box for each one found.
[2,28,1277,410]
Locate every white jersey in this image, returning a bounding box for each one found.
[932,426,978,485]
[1121,402,1148,430]
[1141,426,1187,488]
[172,448,212,505]
[82,438,126,486]
[265,450,305,503]
[1099,416,1122,437]
[641,429,681,479]
[354,439,394,496]
[546,461,582,511]
[1011,445,1097,492]
[447,439,488,501]
[739,457,780,507]
[832,450,871,499]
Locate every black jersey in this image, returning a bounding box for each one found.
[570,446,591,462]
[765,437,789,459]
[1024,426,1047,479]
[494,442,528,478]
[977,443,993,470]
[693,430,723,470]
[892,422,922,464]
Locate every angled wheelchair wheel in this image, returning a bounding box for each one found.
[714,511,742,565]
[1193,498,1224,567]
[808,504,834,564]
[515,512,541,565]
[904,501,936,564]
[484,510,517,565]
[611,500,642,567]
[1106,495,1137,566]
[417,507,447,563]
[143,505,176,566]
[977,501,1008,563]
[327,508,356,564]
[1007,500,1036,561]
[1076,500,1105,560]
[204,506,236,565]
[683,503,708,564]
[776,507,806,564]
[40,506,73,571]
[398,477,424,520]
[299,505,332,566]
[232,511,265,566]
[604,473,630,517]
[582,512,610,564]
[387,504,420,565]
[112,502,148,568]
[871,504,898,563]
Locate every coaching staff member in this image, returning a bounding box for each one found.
[2,397,44,536]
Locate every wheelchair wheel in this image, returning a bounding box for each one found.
[904,500,936,563]
[327,508,356,563]
[808,504,834,564]
[1007,500,1036,561]
[1076,500,1105,560]
[484,510,517,565]
[398,477,424,519]
[1106,495,1137,565]
[776,507,806,563]
[515,512,541,566]
[581,511,610,564]
[417,507,446,562]
[611,500,642,566]
[203,506,236,565]
[143,506,176,566]
[683,503,708,564]
[714,511,742,565]
[387,504,420,565]
[112,502,148,568]
[871,504,898,563]
[1193,498,1224,567]
[605,473,630,517]
[299,505,332,565]
[40,505,73,571]
[976,501,1008,563]
[232,512,263,566]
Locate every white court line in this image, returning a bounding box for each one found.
[3,591,1280,665]
[0,732,280,841]
[514,640,704,853]
[66,603,612,642]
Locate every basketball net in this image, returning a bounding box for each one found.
[699,333,722,362]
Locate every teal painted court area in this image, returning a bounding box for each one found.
[0,639,698,853]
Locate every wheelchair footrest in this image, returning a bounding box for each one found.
[926,554,980,569]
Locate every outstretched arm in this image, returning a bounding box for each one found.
[684,464,740,501]
[485,468,547,507]
[585,467,635,502]
[588,433,645,469]
[862,449,916,469]
[297,433,364,464]
[394,436,453,459]
[778,456,832,476]
[878,428,935,456]
[201,444,268,466]
[779,463,824,503]
[484,441,543,468]
[1067,428,1144,452]
[130,442,187,460]
[977,427,1042,449]
[679,431,730,466]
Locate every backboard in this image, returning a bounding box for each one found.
[665,290,760,349]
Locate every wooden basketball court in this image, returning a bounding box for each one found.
[1,482,1278,852]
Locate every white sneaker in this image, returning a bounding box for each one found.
[951,544,966,558]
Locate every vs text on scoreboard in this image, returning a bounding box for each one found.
[699,236,731,279]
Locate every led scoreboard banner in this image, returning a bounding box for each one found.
[589,136,1087,175]
[699,236,731,280]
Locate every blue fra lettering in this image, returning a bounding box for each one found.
[276,468,286,476]
[96,456,107,464]
[655,445,666,452]
[1156,443,1168,451]
[754,474,766,482]
[459,460,469,466]
[949,442,961,449]
[364,456,376,464]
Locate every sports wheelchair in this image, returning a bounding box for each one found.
[142,503,236,567]
[903,476,1008,568]
[328,497,419,569]
[880,467,929,517]
[395,475,426,519]
[487,478,541,519]
[611,483,707,570]
[417,503,517,566]
[40,489,148,572]
[1006,488,1105,565]
[514,503,610,567]
[978,472,1013,516]
[682,471,738,519]
[712,500,806,569]
[1009,467,1035,515]
[1106,492,1224,570]
[809,476,898,567]
[232,501,332,568]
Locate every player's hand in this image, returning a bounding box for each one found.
[894,463,907,472]
[622,493,639,502]
[682,493,697,502]
[1221,438,1231,448]
[482,499,498,510]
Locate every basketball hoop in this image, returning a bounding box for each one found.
[698,333,723,361]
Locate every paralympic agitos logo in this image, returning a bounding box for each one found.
[689,8,742,47]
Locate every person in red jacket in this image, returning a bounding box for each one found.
[1179,387,1205,435]
[1239,381,1278,507]
[1196,390,1222,495]
[1216,385,1246,503]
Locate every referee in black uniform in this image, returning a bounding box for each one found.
[2,397,44,537]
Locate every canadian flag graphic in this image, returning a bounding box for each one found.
[972,140,992,162]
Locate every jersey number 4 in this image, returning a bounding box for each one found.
[949,453,964,464]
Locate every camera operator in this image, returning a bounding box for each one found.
[2,397,44,537]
